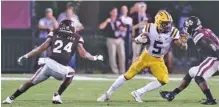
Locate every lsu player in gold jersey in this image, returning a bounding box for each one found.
[97,10,188,102]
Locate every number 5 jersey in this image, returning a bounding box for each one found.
[142,23,180,57]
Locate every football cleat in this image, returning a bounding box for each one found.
[160,91,175,101]
[201,99,217,105]
[131,91,143,103]
[97,93,110,102]
[52,93,63,104]
[2,97,13,104]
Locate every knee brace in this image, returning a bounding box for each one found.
[158,78,169,85]
[124,69,136,80]
[124,74,133,80]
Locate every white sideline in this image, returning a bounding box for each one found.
[1,75,219,81]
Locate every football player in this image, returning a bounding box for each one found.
[97,10,188,102]
[160,16,219,105]
[2,20,103,104]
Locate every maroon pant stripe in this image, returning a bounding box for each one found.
[199,60,216,76]
[196,58,212,76]
[30,66,43,81]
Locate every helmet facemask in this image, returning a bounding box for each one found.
[155,10,173,33]
[58,20,76,37]
[160,21,172,33]
[183,16,202,37]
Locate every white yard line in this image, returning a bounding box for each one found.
[1,75,219,81]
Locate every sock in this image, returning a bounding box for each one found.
[172,88,181,95]
[136,80,162,95]
[10,89,23,100]
[57,84,68,95]
[57,77,72,95]
[106,75,127,96]
[203,89,214,100]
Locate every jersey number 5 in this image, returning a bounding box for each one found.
[152,41,163,54]
[53,40,73,53]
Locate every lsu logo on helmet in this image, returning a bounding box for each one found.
[155,10,173,33]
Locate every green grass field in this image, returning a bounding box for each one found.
[1,74,219,107]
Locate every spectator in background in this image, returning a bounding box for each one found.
[130,2,140,15]
[58,2,84,32]
[99,7,127,74]
[120,5,133,26]
[38,8,58,57]
[130,2,151,62]
[58,2,84,70]
[120,5,133,69]
[175,4,192,31]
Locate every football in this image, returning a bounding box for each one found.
[134,33,149,44]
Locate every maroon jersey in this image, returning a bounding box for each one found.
[47,31,84,65]
[192,28,219,58]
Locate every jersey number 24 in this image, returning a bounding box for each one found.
[53,40,73,53]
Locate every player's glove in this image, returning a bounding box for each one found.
[94,55,103,61]
[17,55,28,65]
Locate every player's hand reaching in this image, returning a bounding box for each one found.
[94,55,104,61]
[180,33,189,43]
[17,55,28,65]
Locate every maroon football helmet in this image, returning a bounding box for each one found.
[58,20,76,35]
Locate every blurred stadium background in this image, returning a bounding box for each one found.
[2,1,219,107]
[2,1,219,74]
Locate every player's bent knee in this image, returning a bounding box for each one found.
[194,76,205,85]
[158,78,169,85]
[124,71,136,80]
[124,74,133,80]
[188,67,198,78]
[66,67,75,78]
[124,68,137,80]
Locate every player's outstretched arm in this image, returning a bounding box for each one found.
[17,38,52,65]
[77,43,103,61]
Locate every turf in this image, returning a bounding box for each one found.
[1,74,219,107]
